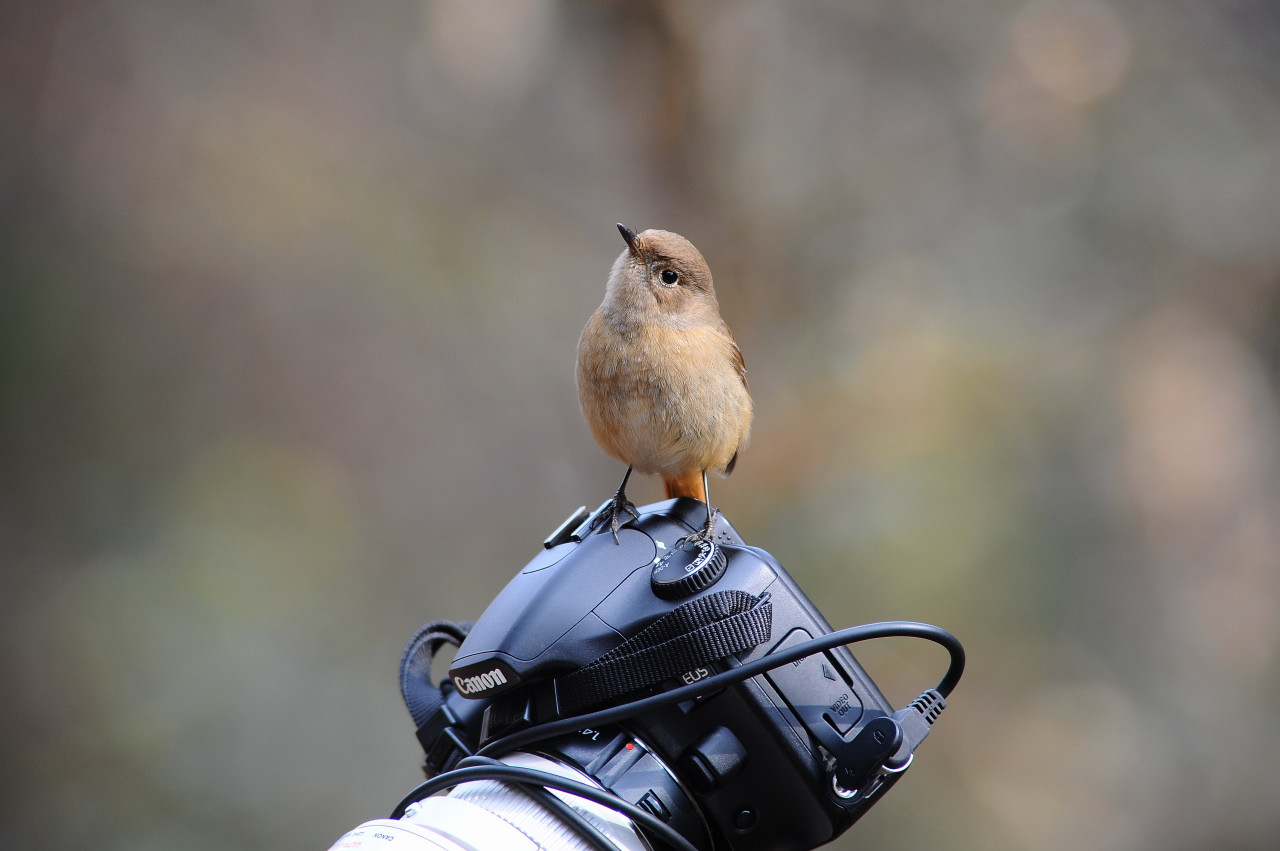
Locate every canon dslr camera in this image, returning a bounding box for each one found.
[328,497,964,850]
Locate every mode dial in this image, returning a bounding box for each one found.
[650,537,728,600]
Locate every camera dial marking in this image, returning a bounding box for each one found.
[650,537,728,600]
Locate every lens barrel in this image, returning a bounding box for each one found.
[328,736,705,851]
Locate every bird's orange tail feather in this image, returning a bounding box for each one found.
[663,470,707,502]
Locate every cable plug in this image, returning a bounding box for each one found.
[886,689,947,769]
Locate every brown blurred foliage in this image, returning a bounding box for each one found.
[3,1,1280,848]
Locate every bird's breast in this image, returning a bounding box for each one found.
[577,312,752,475]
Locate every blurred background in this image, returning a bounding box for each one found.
[3,1,1280,848]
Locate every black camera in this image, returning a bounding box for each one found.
[328,498,963,851]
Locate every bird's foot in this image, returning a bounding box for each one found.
[591,466,640,544]
[685,505,720,544]
[591,472,640,544]
[599,490,640,544]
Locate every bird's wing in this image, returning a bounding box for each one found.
[722,321,749,393]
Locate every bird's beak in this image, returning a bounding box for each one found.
[617,223,644,260]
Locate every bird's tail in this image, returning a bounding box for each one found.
[663,470,707,502]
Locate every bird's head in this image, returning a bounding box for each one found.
[606,224,720,321]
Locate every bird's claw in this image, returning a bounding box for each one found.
[592,466,640,544]
[610,498,640,544]
[607,496,640,544]
[685,505,720,544]
[593,490,639,544]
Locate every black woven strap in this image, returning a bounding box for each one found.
[400,620,472,728]
[557,590,772,714]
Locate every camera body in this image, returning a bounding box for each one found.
[434,497,909,850]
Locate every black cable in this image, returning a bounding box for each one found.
[479,620,964,760]
[453,756,618,851]
[392,622,962,851]
[391,764,700,851]
[521,786,620,851]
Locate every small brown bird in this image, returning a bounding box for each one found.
[577,224,753,542]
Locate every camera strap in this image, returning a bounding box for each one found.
[556,589,773,714]
[400,620,476,774]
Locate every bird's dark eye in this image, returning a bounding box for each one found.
[660,269,679,285]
